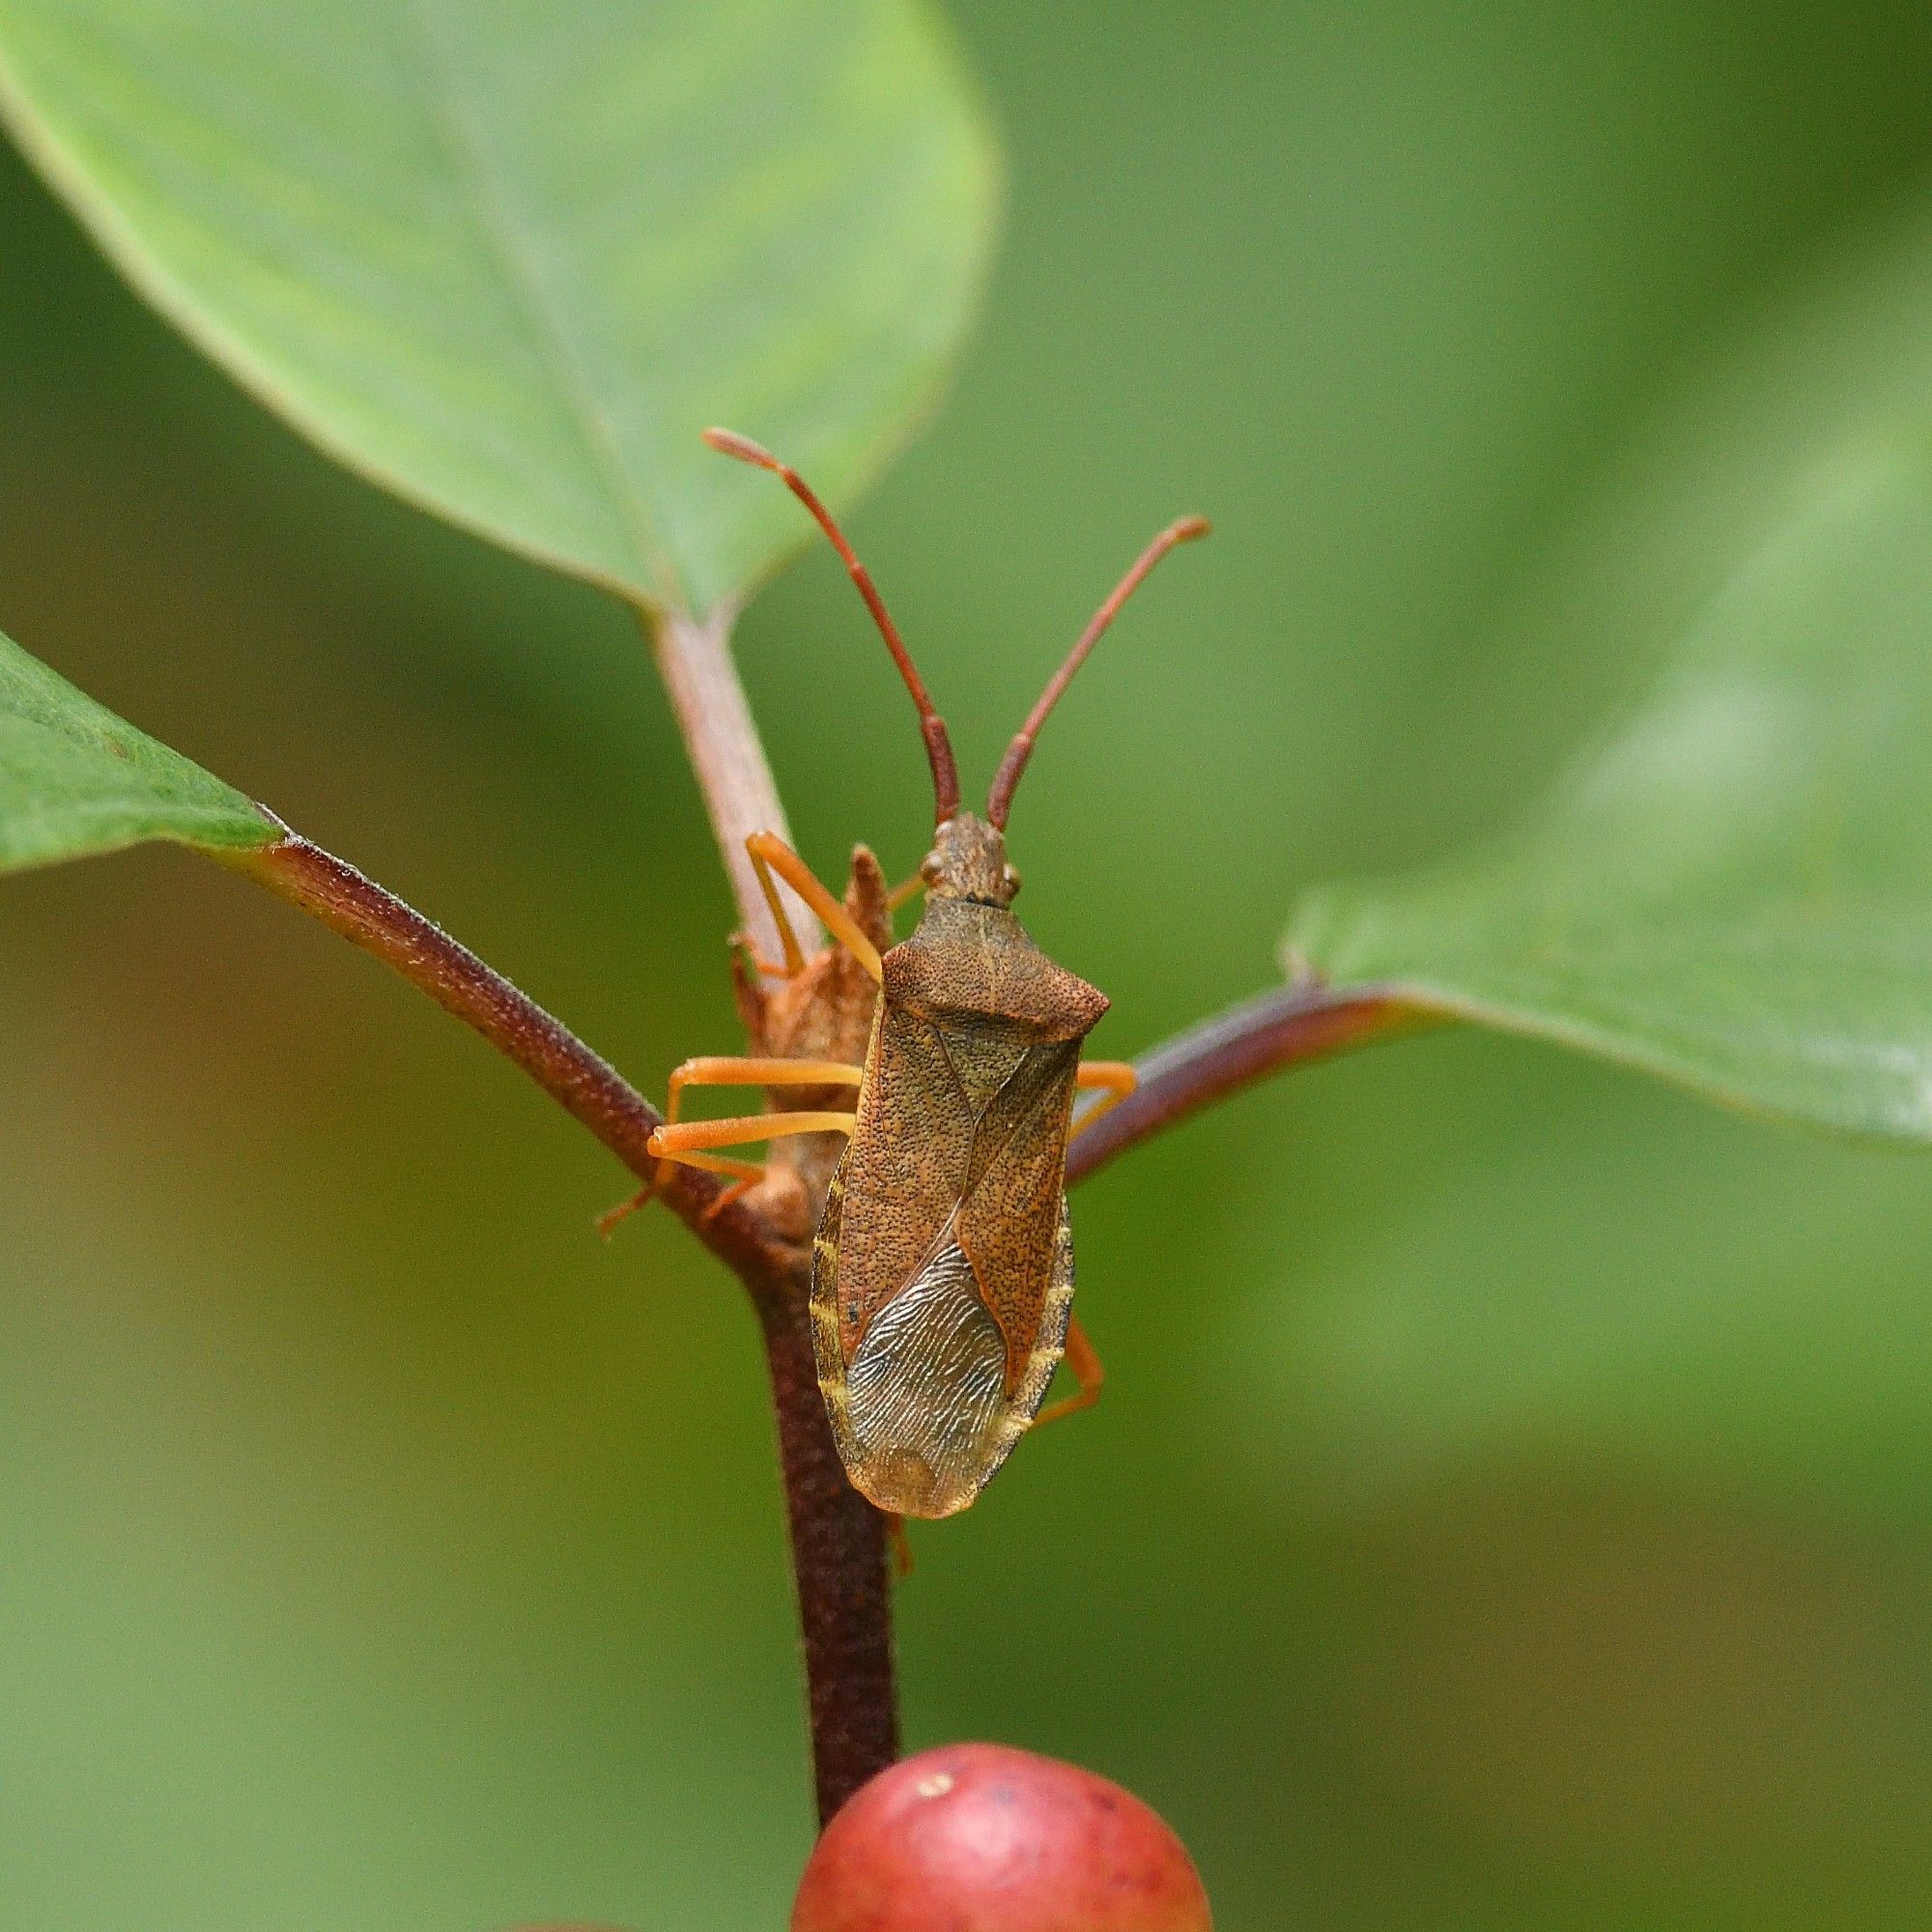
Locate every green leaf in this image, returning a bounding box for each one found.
[0,628,274,869]
[0,0,997,616]
[1290,233,1932,1143]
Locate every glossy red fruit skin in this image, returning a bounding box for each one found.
[790,1742,1212,1932]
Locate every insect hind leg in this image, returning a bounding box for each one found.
[1034,1315,1104,1430]
[1071,1060,1136,1137]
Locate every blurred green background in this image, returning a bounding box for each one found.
[8,1,1932,1925]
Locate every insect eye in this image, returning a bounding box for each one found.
[920,853,942,884]
[1002,865,1021,897]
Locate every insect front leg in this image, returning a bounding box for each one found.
[746,832,884,982]
[1070,1059,1137,1136]
[1035,1315,1104,1429]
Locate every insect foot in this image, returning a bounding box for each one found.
[790,1741,1213,1931]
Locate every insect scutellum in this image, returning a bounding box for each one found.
[700,425,1208,888]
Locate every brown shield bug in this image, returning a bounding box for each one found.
[647,429,1207,1518]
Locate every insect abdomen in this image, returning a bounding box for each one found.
[842,1233,1007,1516]
[812,1164,1077,1519]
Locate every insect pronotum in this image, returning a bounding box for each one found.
[647,430,1208,1519]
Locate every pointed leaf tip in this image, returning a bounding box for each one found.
[0,629,275,874]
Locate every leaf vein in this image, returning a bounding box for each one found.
[405,0,682,610]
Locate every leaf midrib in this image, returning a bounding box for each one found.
[407,0,682,611]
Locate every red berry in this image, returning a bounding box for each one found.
[791,1743,1212,1932]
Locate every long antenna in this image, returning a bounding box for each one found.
[703,428,961,823]
[985,515,1209,830]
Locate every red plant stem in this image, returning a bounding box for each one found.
[749,1258,900,1822]
[1067,980,1432,1186]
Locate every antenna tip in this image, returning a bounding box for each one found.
[702,426,779,470]
[1172,515,1211,543]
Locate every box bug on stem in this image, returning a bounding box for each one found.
[647,429,1208,1519]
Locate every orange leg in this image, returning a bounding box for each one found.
[646,1110,857,1225]
[747,832,883,983]
[1070,1059,1137,1137]
[746,835,810,977]
[654,1061,861,1186]
[666,1056,863,1120]
[605,1058,863,1234]
[648,1110,858,1167]
[599,1144,765,1236]
[1036,1315,1104,1429]
[596,1189,650,1238]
